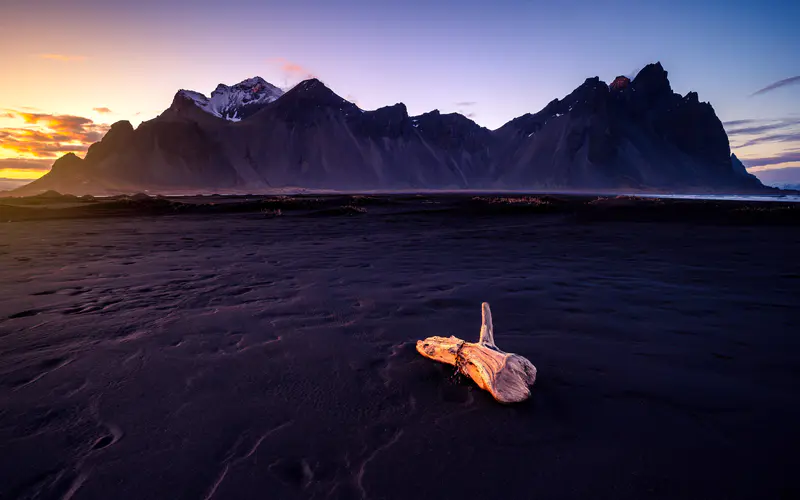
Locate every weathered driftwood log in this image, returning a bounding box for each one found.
[416,302,537,403]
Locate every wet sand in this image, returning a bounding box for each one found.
[1,196,799,499]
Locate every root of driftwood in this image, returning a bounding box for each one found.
[416,302,537,403]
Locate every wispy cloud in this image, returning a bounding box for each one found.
[727,116,800,171]
[726,116,800,151]
[726,117,800,136]
[0,110,109,159]
[736,132,800,148]
[15,111,105,140]
[740,151,800,169]
[727,123,786,136]
[267,57,315,82]
[723,118,759,128]
[93,107,112,114]
[751,76,800,97]
[37,53,87,62]
[0,158,53,184]
[455,101,478,120]
[0,158,52,174]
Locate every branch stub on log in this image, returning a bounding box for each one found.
[416,302,537,403]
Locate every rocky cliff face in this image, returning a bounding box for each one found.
[175,77,284,121]
[15,63,768,195]
[491,63,759,191]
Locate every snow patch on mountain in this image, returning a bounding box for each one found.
[177,77,284,121]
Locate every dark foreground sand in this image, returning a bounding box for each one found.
[1,195,799,499]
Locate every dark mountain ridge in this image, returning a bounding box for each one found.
[15,63,769,195]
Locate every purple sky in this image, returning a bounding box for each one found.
[1,0,798,184]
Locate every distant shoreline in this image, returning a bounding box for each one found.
[4,185,797,199]
[2,191,799,225]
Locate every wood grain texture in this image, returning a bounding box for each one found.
[416,302,537,403]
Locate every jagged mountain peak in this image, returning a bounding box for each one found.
[684,91,700,104]
[84,120,136,164]
[270,78,361,118]
[411,109,492,153]
[636,61,667,76]
[105,120,135,137]
[284,78,346,103]
[413,109,484,127]
[54,152,81,163]
[632,62,672,101]
[294,78,325,91]
[211,76,275,96]
[49,152,83,174]
[375,102,408,114]
[14,62,770,196]
[176,77,284,121]
[365,103,409,122]
[500,77,614,138]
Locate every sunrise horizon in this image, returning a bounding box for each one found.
[1,0,798,189]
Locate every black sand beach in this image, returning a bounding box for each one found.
[1,195,799,499]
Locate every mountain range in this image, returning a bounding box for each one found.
[13,62,768,195]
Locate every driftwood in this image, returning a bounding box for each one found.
[416,302,537,403]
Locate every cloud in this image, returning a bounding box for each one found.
[0,112,14,119]
[14,111,104,139]
[0,158,53,174]
[726,118,800,136]
[738,151,800,169]
[723,119,759,128]
[0,111,109,159]
[728,123,787,136]
[0,158,53,184]
[751,76,800,97]
[455,101,478,119]
[735,132,800,148]
[267,57,315,80]
[93,107,112,114]
[37,53,87,62]
[726,117,800,149]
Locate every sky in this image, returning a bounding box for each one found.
[1,0,799,186]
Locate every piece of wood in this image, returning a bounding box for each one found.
[416,302,537,403]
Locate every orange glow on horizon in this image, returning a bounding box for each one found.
[0,110,104,174]
[0,53,797,184]
[37,54,87,62]
[0,168,50,180]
